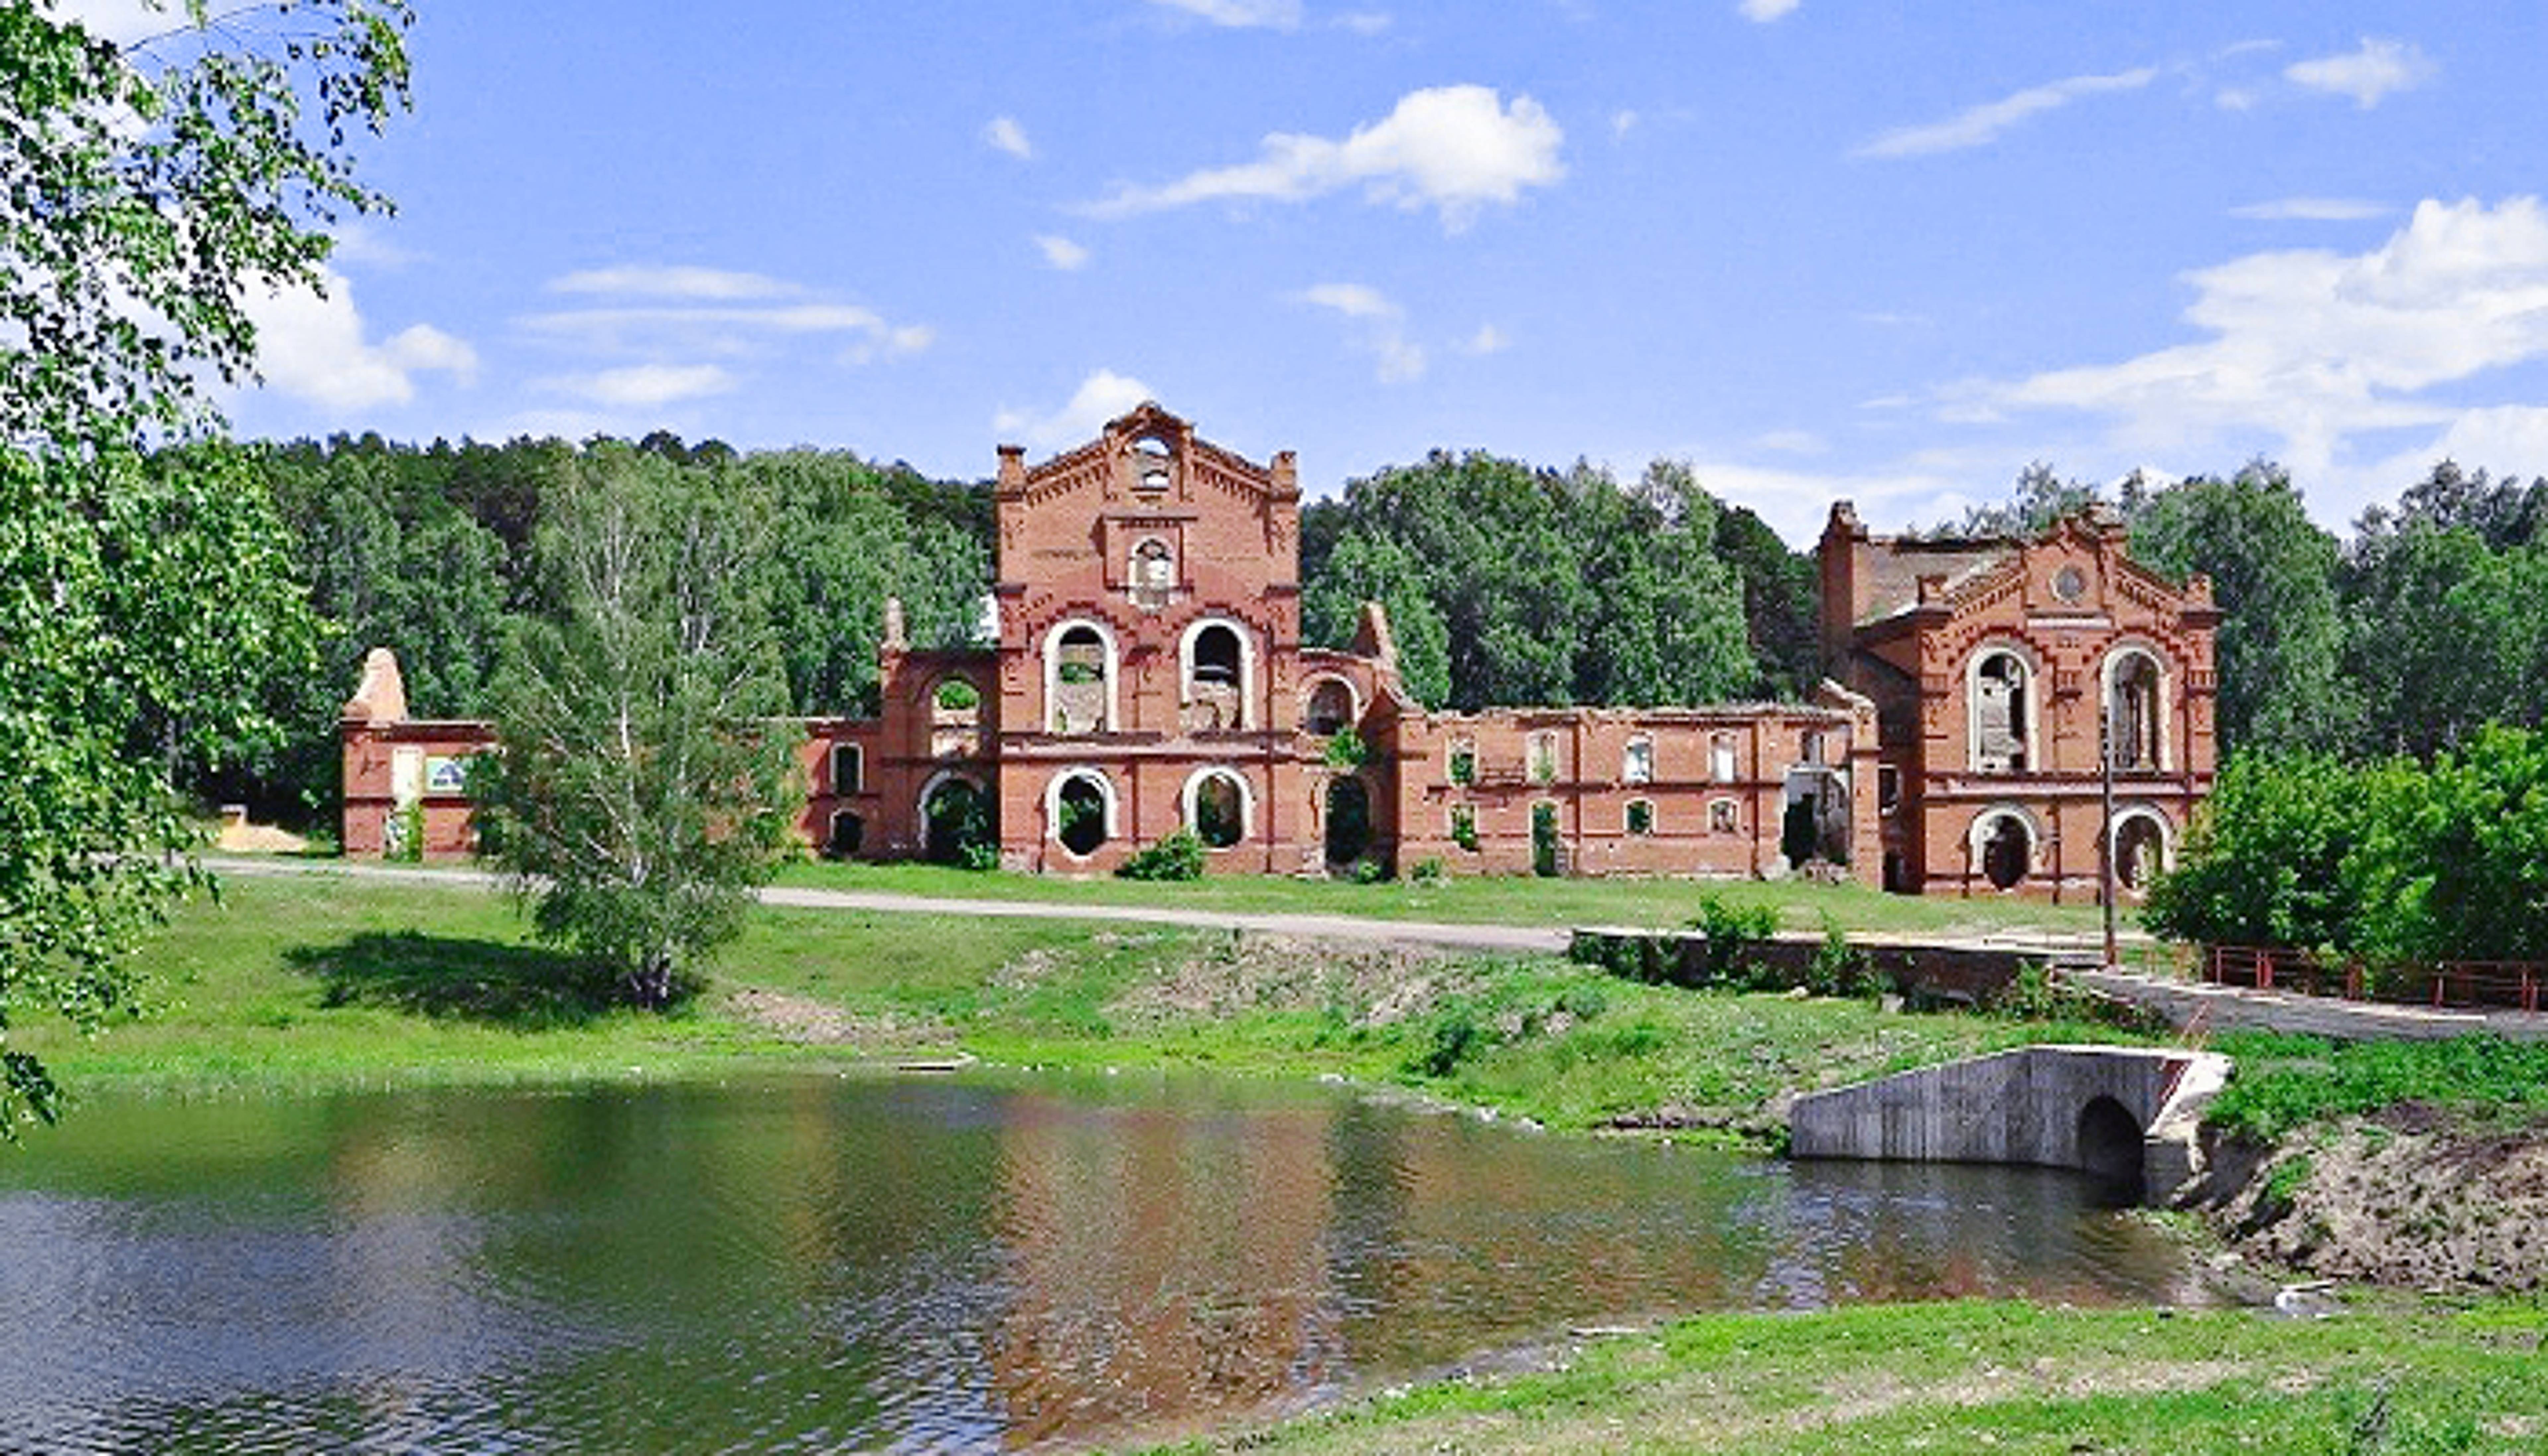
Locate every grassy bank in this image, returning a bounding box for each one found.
[22,872,2136,1137]
[1146,1297,2548,1455]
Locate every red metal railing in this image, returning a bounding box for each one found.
[2204,945,2544,1014]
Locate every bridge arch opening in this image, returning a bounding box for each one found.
[2075,1095,2146,1203]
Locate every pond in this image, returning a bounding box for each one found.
[0,1071,2217,1452]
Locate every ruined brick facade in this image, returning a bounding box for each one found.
[1819,501,2220,900]
[342,405,2215,896]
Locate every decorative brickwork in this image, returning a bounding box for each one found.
[340,406,2212,894]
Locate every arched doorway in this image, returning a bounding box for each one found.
[2113,814,2166,893]
[1981,813,2031,891]
[921,777,991,866]
[1323,775,1371,869]
[2075,1095,2147,1203]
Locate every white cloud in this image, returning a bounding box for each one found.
[244,268,475,412]
[1334,12,1391,35]
[1085,85,1565,229]
[1970,197,2548,512]
[1752,429,1825,455]
[2286,37,2434,109]
[984,115,1034,160]
[2230,197,2392,223]
[1462,323,1509,355]
[1738,0,1800,22]
[1297,283,1425,382]
[548,265,799,300]
[1146,0,1302,28]
[1858,67,2157,159]
[1299,282,1399,319]
[1610,109,1638,141]
[1034,234,1092,271]
[1671,458,1969,543]
[328,221,420,270]
[995,369,1155,450]
[545,363,738,409]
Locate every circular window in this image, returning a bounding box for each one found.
[2052,566,2087,603]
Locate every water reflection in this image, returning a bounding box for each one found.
[0,1073,2212,1452]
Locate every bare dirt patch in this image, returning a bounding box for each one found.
[1105,932,1488,1031]
[2209,1106,2548,1291]
[722,987,954,1049]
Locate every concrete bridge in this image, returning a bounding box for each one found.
[1789,1045,2230,1203]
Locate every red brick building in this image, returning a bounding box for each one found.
[343,404,2215,897]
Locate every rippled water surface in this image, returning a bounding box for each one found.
[0,1072,2210,1452]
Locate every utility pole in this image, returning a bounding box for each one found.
[2099,697,2120,972]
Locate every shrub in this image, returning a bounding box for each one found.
[1687,893,1779,985]
[1804,916,1875,999]
[1350,855,1391,884]
[1117,829,1205,881]
[1409,856,1445,885]
[1412,1001,1488,1077]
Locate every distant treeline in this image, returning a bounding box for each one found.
[214,433,2546,829]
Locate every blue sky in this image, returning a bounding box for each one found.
[70,0,2548,541]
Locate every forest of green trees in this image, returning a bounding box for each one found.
[221,433,2548,869]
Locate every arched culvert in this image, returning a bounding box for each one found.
[2075,1095,2147,1203]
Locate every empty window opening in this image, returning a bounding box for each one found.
[1973,652,2030,773]
[1981,814,2031,890]
[826,810,866,860]
[1878,765,1901,814]
[1711,735,1738,784]
[1623,737,1654,785]
[830,743,863,795]
[1191,772,1244,849]
[1306,679,1355,737]
[1130,538,1176,609]
[1056,774,1110,858]
[1183,621,1245,732]
[1052,625,1110,734]
[1709,798,1739,835]
[1450,802,1479,852]
[1531,801,1561,877]
[1800,730,1824,766]
[1131,436,1172,495]
[1527,730,1559,786]
[1448,741,1477,786]
[2109,653,2162,772]
[1625,799,1655,836]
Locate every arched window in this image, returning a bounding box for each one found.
[1130,434,1172,495]
[1708,798,1739,835]
[1305,677,1356,737]
[1622,736,1654,785]
[2106,649,2164,772]
[1043,620,1117,734]
[1183,768,1250,848]
[830,743,864,795]
[1048,770,1116,858]
[1969,649,2033,774]
[1972,808,2035,890]
[1179,617,1253,732]
[1130,537,1175,610]
[1710,735,1737,784]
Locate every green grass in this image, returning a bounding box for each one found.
[1146,1297,2548,1455]
[20,872,2138,1138]
[2207,1033,2548,1141]
[775,856,2125,939]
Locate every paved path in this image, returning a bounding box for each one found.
[2067,965,2548,1043]
[203,856,1571,955]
